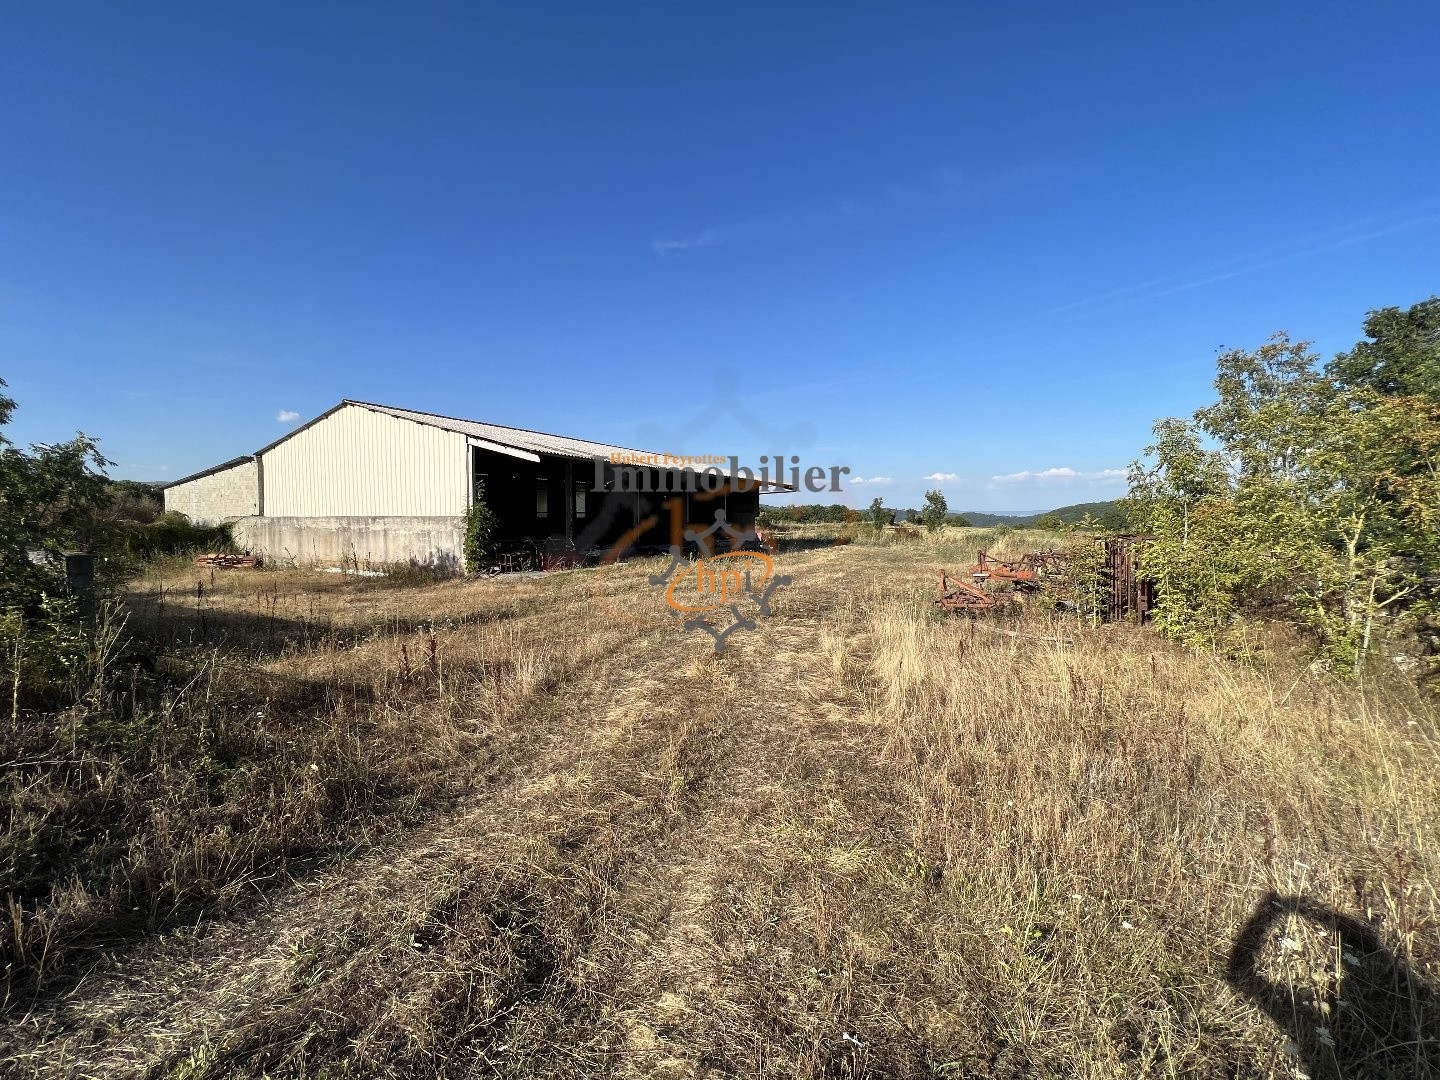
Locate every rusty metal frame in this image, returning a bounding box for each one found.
[1101,534,1156,623]
[937,570,1005,612]
[937,538,1156,623]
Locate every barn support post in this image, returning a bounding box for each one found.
[465,444,474,509]
[564,459,573,542]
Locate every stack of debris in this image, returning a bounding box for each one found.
[194,553,262,569]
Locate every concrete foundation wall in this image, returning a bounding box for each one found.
[232,516,465,570]
[164,459,259,525]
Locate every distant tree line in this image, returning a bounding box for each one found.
[759,494,974,530]
[758,497,1137,531]
[757,503,859,525]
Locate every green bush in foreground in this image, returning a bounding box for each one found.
[110,512,236,560]
[1131,318,1440,676]
[463,482,500,571]
[0,378,112,614]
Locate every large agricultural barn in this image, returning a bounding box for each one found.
[163,400,779,568]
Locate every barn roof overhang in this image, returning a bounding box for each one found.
[162,454,256,489]
[342,400,797,490]
[198,399,799,491]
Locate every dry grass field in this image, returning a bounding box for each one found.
[2,528,1437,1079]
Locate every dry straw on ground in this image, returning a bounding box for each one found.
[2,529,1436,1078]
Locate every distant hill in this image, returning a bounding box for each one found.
[953,510,1026,527]
[1041,500,1132,528]
[954,501,1131,529]
[769,500,1132,530]
[956,500,1131,529]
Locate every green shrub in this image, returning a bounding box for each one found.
[1131,330,1440,673]
[370,561,459,587]
[109,512,235,561]
[1,379,112,614]
[97,479,163,524]
[1,595,127,715]
[463,483,500,572]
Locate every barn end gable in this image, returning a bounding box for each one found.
[162,456,259,525]
[259,402,469,517]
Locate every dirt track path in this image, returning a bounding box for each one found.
[3,548,883,1079]
[11,542,1418,1078]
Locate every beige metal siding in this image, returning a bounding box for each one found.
[163,459,259,525]
[261,404,468,517]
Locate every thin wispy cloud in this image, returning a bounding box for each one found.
[751,200,1440,407]
[650,228,728,257]
[885,164,969,205]
[989,466,1125,486]
[850,475,894,485]
[923,471,959,482]
[745,200,1440,409]
[277,409,300,422]
[1041,201,1440,321]
[649,163,983,258]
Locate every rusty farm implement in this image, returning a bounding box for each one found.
[937,537,1155,623]
[936,549,1064,613]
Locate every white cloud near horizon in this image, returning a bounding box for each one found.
[276,409,300,422]
[989,466,1126,486]
[922,471,959,483]
[850,475,894,485]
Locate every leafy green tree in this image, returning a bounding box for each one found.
[1130,333,1440,671]
[1130,415,1272,645]
[0,378,113,613]
[918,489,949,533]
[866,497,892,529]
[1328,296,1440,405]
[1326,297,1440,662]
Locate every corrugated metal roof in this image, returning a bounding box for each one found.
[343,400,794,488]
[242,399,794,489]
[347,400,663,461]
[162,454,255,489]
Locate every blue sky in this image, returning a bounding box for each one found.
[3,3,1438,512]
